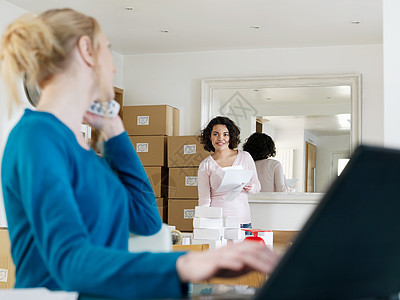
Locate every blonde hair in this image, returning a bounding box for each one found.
[0,8,101,112]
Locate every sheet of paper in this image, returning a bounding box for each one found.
[0,288,78,300]
[216,168,254,201]
[222,165,243,170]
[285,178,298,187]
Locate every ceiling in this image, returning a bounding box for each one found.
[5,0,382,55]
[5,0,377,137]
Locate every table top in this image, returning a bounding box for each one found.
[0,243,292,300]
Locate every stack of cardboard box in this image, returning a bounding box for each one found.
[0,228,15,289]
[123,105,179,223]
[167,135,209,231]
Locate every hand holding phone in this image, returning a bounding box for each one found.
[84,99,124,142]
[87,99,120,118]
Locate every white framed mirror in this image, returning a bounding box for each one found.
[201,74,361,193]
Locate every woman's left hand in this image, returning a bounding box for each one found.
[243,183,253,192]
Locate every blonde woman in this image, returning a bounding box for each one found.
[0,8,277,299]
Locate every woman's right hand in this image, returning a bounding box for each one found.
[176,241,279,283]
[243,182,253,192]
[83,111,125,141]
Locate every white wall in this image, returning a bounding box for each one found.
[383,0,400,148]
[275,127,305,192]
[0,0,29,227]
[262,123,276,138]
[304,131,317,146]
[111,51,124,89]
[123,44,383,144]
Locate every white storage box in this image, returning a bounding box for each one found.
[193,217,223,229]
[259,231,273,246]
[193,228,225,240]
[223,217,241,228]
[225,228,245,240]
[195,206,223,218]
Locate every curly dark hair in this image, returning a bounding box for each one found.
[243,132,276,161]
[200,116,241,152]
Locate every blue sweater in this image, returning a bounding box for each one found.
[1,109,187,299]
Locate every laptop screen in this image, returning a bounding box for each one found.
[255,145,400,300]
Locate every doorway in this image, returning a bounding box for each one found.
[305,141,317,192]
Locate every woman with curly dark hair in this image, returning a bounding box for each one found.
[198,116,260,231]
[243,132,291,192]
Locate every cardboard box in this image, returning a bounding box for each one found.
[156,198,168,223]
[0,228,15,289]
[123,105,179,136]
[144,167,168,198]
[168,199,198,232]
[168,167,198,199]
[168,136,209,167]
[129,136,167,166]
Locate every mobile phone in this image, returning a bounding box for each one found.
[87,99,120,117]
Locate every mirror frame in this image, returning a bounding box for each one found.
[201,73,362,152]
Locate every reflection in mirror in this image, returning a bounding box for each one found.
[201,74,361,193]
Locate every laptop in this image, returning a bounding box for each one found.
[192,145,400,300]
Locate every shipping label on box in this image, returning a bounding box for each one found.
[168,136,209,167]
[0,268,8,283]
[136,143,149,152]
[137,116,150,126]
[184,209,195,219]
[185,176,198,186]
[169,168,199,198]
[183,144,196,155]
